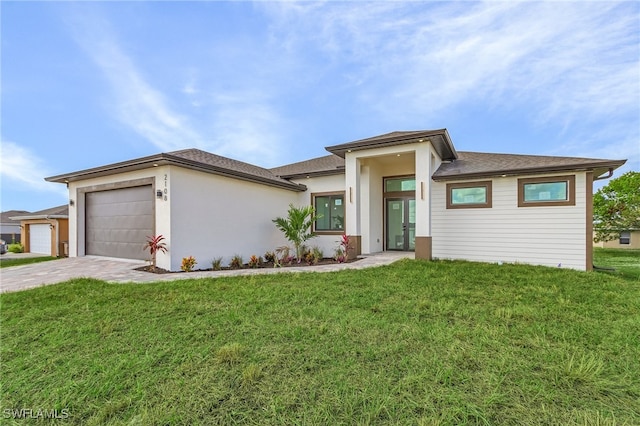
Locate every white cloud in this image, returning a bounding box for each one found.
[65,9,289,166]
[66,12,205,152]
[0,141,67,196]
[266,1,638,124]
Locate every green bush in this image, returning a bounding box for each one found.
[7,243,24,253]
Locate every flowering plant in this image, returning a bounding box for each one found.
[181,256,196,272]
[144,235,168,271]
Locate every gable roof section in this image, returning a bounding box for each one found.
[46,149,307,192]
[10,205,69,220]
[325,129,458,161]
[270,154,345,179]
[1,210,30,224]
[433,151,626,181]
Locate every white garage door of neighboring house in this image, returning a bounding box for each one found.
[30,224,52,255]
[85,185,153,260]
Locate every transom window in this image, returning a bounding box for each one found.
[446,181,492,209]
[385,177,416,192]
[518,175,575,207]
[313,192,345,233]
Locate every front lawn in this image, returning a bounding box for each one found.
[594,247,640,281]
[1,260,638,424]
[0,256,58,268]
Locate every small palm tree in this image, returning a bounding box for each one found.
[273,204,319,262]
[144,235,168,271]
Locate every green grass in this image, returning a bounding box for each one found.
[594,248,640,282]
[0,256,58,268]
[2,260,639,425]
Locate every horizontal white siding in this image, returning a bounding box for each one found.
[432,173,588,270]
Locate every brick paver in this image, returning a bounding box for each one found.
[0,252,413,293]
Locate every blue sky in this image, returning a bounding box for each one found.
[2,1,639,212]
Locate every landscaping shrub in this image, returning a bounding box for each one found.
[181,256,196,272]
[230,254,243,269]
[211,257,223,271]
[7,243,24,253]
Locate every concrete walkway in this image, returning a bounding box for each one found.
[0,252,413,293]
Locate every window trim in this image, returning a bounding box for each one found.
[311,191,346,235]
[446,181,493,209]
[518,175,575,207]
[619,231,631,245]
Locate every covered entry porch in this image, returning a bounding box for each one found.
[326,133,453,260]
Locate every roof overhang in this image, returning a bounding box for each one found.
[45,153,307,192]
[325,129,458,161]
[431,160,627,182]
[277,168,346,180]
[10,215,68,221]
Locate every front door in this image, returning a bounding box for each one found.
[385,198,415,251]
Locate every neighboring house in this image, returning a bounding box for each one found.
[0,210,29,243]
[45,129,626,271]
[11,205,69,257]
[594,230,640,249]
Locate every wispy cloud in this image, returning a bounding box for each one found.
[65,10,204,152]
[0,140,67,196]
[64,8,288,166]
[262,1,639,163]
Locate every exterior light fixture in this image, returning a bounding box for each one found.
[69,200,75,206]
[156,190,163,199]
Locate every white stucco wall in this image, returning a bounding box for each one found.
[169,167,300,271]
[291,173,346,258]
[67,167,170,265]
[431,172,589,270]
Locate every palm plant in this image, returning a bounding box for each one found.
[273,204,319,262]
[144,235,168,271]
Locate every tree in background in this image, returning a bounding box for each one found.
[593,171,640,242]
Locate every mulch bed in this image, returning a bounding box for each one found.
[135,257,360,274]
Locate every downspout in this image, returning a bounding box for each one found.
[594,168,614,181]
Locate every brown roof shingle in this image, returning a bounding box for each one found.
[433,151,626,181]
[270,154,345,178]
[10,205,68,220]
[325,129,457,161]
[1,210,30,224]
[46,149,307,192]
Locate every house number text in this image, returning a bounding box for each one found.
[164,174,168,201]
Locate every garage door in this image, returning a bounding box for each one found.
[86,185,153,260]
[30,224,52,255]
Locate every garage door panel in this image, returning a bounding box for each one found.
[86,185,153,260]
[30,224,52,255]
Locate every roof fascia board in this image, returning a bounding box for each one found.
[275,168,346,180]
[325,129,458,160]
[432,160,627,182]
[46,154,307,192]
[10,215,68,220]
[162,154,307,192]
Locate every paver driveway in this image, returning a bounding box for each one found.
[0,253,413,293]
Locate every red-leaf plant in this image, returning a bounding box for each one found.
[144,235,168,271]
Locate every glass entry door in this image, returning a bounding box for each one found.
[385,198,415,251]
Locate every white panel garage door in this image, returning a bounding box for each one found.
[85,185,153,260]
[30,224,52,255]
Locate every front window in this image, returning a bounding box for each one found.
[446,181,492,209]
[313,192,345,233]
[620,231,631,245]
[518,175,575,207]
